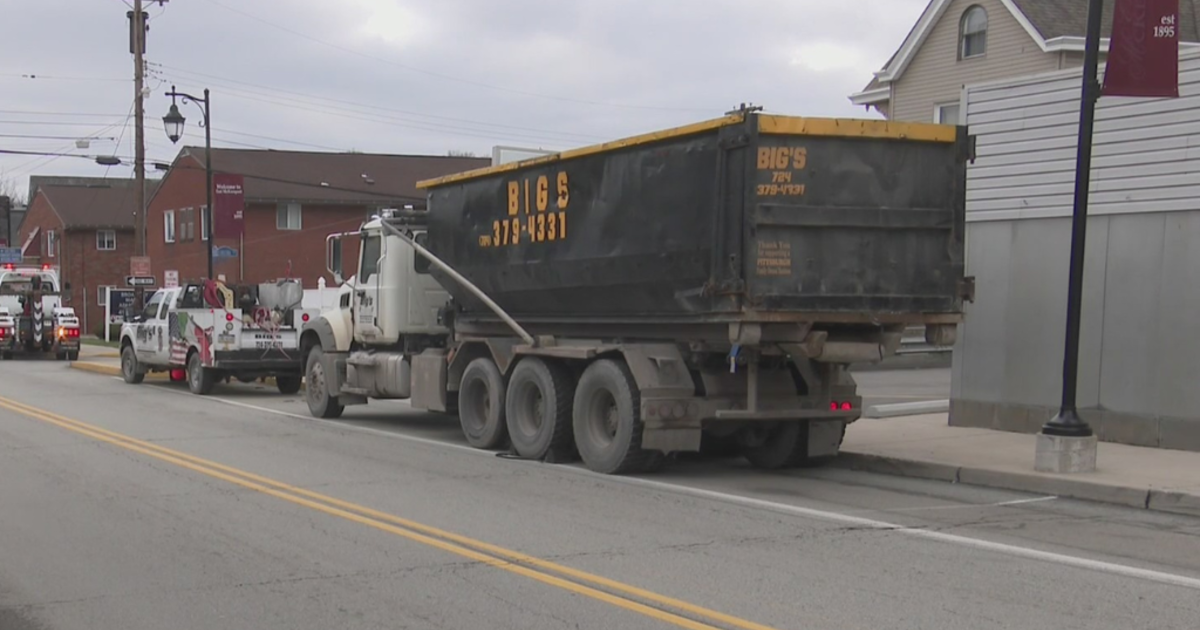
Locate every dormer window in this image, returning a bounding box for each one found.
[960,6,988,59]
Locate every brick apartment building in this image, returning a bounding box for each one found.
[147,147,489,288]
[17,184,142,334]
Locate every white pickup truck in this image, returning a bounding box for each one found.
[119,280,318,395]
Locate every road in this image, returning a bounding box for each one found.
[1,361,1198,630]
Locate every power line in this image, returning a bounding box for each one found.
[166,163,426,201]
[152,77,575,147]
[155,63,607,143]
[0,73,129,83]
[0,120,131,127]
[199,0,712,114]
[0,110,130,118]
[0,134,120,141]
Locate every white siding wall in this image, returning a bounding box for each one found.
[951,50,1200,451]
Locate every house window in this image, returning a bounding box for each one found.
[46,230,56,258]
[97,285,115,306]
[164,210,176,243]
[936,102,962,125]
[184,208,196,242]
[97,229,116,251]
[960,6,987,59]
[277,202,302,230]
[201,205,209,241]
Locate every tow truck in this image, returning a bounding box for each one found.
[119,278,319,394]
[0,263,81,360]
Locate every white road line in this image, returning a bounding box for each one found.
[143,384,1200,592]
[856,495,1060,515]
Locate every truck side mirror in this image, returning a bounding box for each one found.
[329,238,343,284]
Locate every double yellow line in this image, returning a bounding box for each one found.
[0,395,781,630]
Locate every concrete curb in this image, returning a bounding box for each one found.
[865,400,950,419]
[68,360,304,391]
[69,361,165,380]
[832,451,1200,518]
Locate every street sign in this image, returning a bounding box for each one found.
[164,270,179,288]
[126,276,156,287]
[212,246,238,259]
[0,247,21,264]
[130,256,151,277]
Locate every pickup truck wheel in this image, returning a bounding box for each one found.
[305,347,344,419]
[121,345,145,384]
[276,375,302,395]
[505,357,576,462]
[67,350,79,362]
[458,357,508,450]
[572,359,659,475]
[187,352,216,395]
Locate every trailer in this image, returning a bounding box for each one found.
[0,263,81,360]
[300,109,973,474]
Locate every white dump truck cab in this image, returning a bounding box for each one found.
[300,210,450,417]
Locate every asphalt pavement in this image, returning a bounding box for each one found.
[2,360,1199,630]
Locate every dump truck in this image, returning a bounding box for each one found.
[0,263,81,360]
[300,109,973,474]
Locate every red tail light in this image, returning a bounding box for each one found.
[68,328,80,338]
[226,313,235,322]
[830,401,839,411]
[301,313,310,323]
[841,401,852,411]
[0,328,6,339]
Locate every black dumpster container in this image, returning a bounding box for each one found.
[418,111,969,326]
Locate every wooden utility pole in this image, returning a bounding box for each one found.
[128,0,147,310]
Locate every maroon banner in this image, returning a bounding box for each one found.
[212,173,245,239]
[1103,0,1181,98]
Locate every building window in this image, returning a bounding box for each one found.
[97,229,116,251]
[277,202,302,230]
[936,102,962,125]
[180,208,194,242]
[960,6,987,59]
[164,210,176,243]
[46,230,56,258]
[201,205,209,241]
[97,285,115,306]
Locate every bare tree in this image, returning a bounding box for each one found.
[0,173,27,206]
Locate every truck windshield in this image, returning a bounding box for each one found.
[360,234,382,279]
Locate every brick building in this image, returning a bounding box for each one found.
[147,147,489,288]
[16,184,140,334]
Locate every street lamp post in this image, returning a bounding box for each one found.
[162,85,213,280]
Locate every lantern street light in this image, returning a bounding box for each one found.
[162,85,213,280]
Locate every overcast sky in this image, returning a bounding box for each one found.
[0,0,925,199]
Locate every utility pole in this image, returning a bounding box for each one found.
[129,0,148,310]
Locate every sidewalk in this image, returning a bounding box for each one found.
[838,414,1200,518]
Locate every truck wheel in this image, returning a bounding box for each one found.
[0,351,10,361]
[121,345,145,384]
[572,358,659,475]
[458,357,508,450]
[305,347,344,419]
[187,352,216,395]
[276,375,302,395]
[67,350,78,362]
[505,357,576,462]
[55,351,66,361]
[741,421,845,470]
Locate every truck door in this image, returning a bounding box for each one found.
[353,231,385,341]
[133,291,166,361]
[149,289,177,364]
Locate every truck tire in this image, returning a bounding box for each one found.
[741,422,845,470]
[121,345,145,384]
[457,357,508,450]
[504,357,575,462]
[572,358,659,475]
[55,351,66,361]
[276,375,302,395]
[67,350,78,362]
[1,351,11,360]
[187,351,216,395]
[305,347,344,419]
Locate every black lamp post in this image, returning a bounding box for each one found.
[1043,0,1103,439]
[163,85,213,281]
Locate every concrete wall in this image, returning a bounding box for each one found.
[951,50,1200,452]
